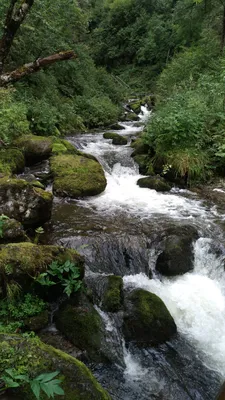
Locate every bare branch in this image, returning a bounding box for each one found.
[0,50,76,86]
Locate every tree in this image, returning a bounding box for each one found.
[0,0,76,86]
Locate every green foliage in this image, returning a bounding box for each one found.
[1,369,64,399]
[0,293,46,322]
[34,226,45,245]
[0,89,29,144]
[36,260,82,297]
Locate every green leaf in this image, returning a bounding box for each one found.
[35,371,59,383]
[30,380,41,400]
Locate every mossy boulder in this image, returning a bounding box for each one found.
[14,135,53,165]
[103,132,127,145]
[123,289,177,346]
[131,138,150,156]
[0,177,53,226]
[56,295,108,362]
[0,334,111,400]
[0,218,29,244]
[102,275,123,312]
[137,176,172,192]
[52,138,78,155]
[110,123,125,130]
[129,101,142,114]
[133,154,149,174]
[24,310,49,332]
[156,226,199,276]
[0,148,25,176]
[50,154,107,198]
[0,242,84,297]
[125,112,139,121]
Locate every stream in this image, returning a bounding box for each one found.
[47,108,225,399]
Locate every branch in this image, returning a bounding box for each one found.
[0,0,35,73]
[0,50,76,86]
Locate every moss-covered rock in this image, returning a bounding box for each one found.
[103,132,127,145]
[110,123,125,130]
[0,148,25,176]
[123,289,177,346]
[0,177,53,226]
[0,334,111,400]
[52,138,78,155]
[129,101,142,114]
[56,295,107,362]
[0,242,84,297]
[131,138,150,156]
[133,154,149,174]
[125,112,139,121]
[137,176,172,192]
[50,154,107,198]
[24,310,49,332]
[102,275,123,312]
[156,226,199,276]
[30,180,45,189]
[14,135,53,165]
[0,218,29,244]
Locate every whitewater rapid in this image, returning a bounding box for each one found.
[68,109,225,383]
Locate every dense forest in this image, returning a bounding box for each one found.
[1,1,225,399]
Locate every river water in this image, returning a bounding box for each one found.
[48,108,225,399]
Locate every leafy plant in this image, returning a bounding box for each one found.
[0,293,46,322]
[34,226,45,245]
[35,260,82,297]
[1,369,64,399]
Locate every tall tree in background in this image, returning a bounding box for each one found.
[0,0,76,86]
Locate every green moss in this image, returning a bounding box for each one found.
[13,135,52,165]
[33,186,53,201]
[56,300,104,361]
[52,138,78,155]
[31,180,45,189]
[131,138,149,156]
[0,243,84,295]
[123,289,177,346]
[129,101,142,114]
[102,276,123,312]
[133,154,149,174]
[50,154,107,198]
[0,218,29,243]
[0,149,25,175]
[0,334,111,400]
[125,112,139,121]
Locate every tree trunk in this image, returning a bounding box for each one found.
[0,0,35,74]
[0,51,76,86]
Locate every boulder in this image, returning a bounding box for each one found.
[52,138,78,155]
[123,289,176,346]
[0,242,84,297]
[110,123,125,130]
[14,134,52,165]
[50,154,107,198]
[125,112,139,121]
[137,176,172,192]
[0,334,111,400]
[103,132,127,145]
[0,149,25,175]
[131,138,150,156]
[24,310,49,332]
[133,154,153,175]
[56,295,108,362]
[0,177,53,226]
[102,275,123,312]
[156,225,199,276]
[0,218,29,243]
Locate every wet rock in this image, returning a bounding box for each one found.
[0,148,25,175]
[129,100,142,114]
[56,294,109,363]
[0,242,84,297]
[103,132,127,145]
[110,123,125,130]
[24,310,49,331]
[52,138,78,155]
[50,154,107,198]
[131,138,150,156]
[156,226,199,276]
[123,288,177,346]
[133,154,150,174]
[0,218,29,243]
[125,112,139,121]
[0,334,111,400]
[0,177,53,226]
[14,134,52,165]
[102,275,123,312]
[137,176,172,192]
